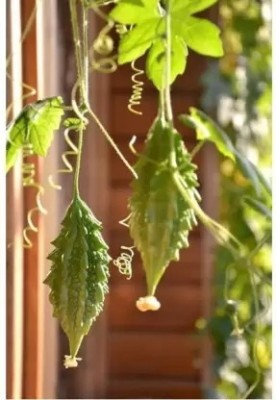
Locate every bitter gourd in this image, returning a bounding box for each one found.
[129,117,200,303]
[44,196,110,367]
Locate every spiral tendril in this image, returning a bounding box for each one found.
[128,60,144,115]
[113,246,134,280]
[22,144,47,248]
[48,127,79,190]
[6,0,41,122]
[89,5,117,73]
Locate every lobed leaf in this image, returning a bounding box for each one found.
[175,17,223,57]
[146,36,188,90]
[109,0,158,24]
[110,0,223,89]
[179,108,271,197]
[179,107,235,160]
[118,19,161,64]
[6,96,64,172]
[172,0,218,14]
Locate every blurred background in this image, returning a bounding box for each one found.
[6,0,272,399]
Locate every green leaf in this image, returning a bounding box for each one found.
[6,114,29,172]
[234,151,270,197]
[179,108,235,160]
[172,0,218,14]
[44,197,111,367]
[110,0,223,84]
[179,108,272,197]
[176,17,223,57]
[6,97,64,172]
[242,196,272,220]
[118,19,161,64]
[27,97,64,156]
[146,37,188,89]
[110,0,159,25]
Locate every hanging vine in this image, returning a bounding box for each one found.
[6,0,271,386]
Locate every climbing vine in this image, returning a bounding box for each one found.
[6,1,271,395]
[200,0,272,398]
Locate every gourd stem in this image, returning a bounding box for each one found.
[86,104,138,179]
[69,0,85,105]
[82,4,89,104]
[172,170,243,254]
[190,142,204,159]
[164,0,173,125]
[73,128,84,198]
[70,0,89,197]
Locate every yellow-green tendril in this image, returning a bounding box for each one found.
[113,246,134,280]
[89,2,117,73]
[128,60,144,115]
[48,127,79,190]
[22,144,47,248]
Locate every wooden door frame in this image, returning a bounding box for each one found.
[6,1,70,398]
[6,1,24,398]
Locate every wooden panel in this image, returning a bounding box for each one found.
[201,145,219,388]
[111,93,200,137]
[110,52,206,92]
[108,378,202,399]
[108,333,202,379]
[6,1,24,398]
[109,284,202,332]
[21,0,44,398]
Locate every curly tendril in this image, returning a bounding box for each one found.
[22,144,47,248]
[48,126,79,191]
[113,246,134,280]
[89,4,117,73]
[128,60,145,116]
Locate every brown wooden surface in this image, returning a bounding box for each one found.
[6,169,24,400]
[111,92,200,138]
[109,284,202,332]
[108,333,202,379]
[108,379,202,399]
[6,1,25,398]
[21,1,44,398]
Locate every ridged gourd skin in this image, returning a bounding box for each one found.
[44,197,110,364]
[129,117,200,296]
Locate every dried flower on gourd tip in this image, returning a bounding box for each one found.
[64,356,82,369]
[136,296,161,312]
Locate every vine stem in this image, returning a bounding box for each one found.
[190,142,204,159]
[163,1,246,260]
[164,0,173,125]
[70,0,137,193]
[69,0,85,105]
[69,0,88,198]
[86,104,138,179]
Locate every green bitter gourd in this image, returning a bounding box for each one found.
[129,116,200,310]
[44,196,110,367]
